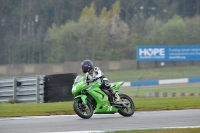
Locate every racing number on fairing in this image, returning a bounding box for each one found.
[108,106,112,111]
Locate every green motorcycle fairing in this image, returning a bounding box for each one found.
[72,76,124,114]
[112,82,124,92]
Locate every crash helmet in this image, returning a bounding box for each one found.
[81,59,93,73]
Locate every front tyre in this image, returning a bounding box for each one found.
[118,94,135,117]
[73,98,93,119]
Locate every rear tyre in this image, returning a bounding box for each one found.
[73,98,93,119]
[118,94,135,117]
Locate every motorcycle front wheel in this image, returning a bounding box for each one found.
[118,94,135,117]
[73,98,93,119]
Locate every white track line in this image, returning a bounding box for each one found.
[0,113,119,121]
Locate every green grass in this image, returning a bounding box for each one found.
[120,86,200,96]
[1,96,200,117]
[0,102,74,117]
[101,66,200,82]
[105,128,200,133]
[133,96,200,111]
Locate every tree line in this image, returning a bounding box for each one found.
[0,0,200,64]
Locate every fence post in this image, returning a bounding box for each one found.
[146,92,151,98]
[13,77,17,102]
[36,75,39,103]
[172,92,176,97]
[155,92,159,97]
[163,92,167,97]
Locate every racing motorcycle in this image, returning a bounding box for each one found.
[71,76,135,119]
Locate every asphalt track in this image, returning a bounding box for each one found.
[0,109,200,133]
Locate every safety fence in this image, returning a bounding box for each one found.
[0,73,77,103]
[0,75,44,103]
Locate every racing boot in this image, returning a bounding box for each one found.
[114,92,120,102]
[108,88,120,103]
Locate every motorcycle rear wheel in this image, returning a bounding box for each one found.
[73,98,93,119]
[118,94,135,117]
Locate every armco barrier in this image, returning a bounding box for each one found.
[0,73,77,103]
[0,75,44,103]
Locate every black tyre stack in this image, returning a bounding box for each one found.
[44,73,77,102]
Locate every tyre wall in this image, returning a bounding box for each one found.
[44,73,77,102]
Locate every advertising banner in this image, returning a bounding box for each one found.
[137,45,200,61]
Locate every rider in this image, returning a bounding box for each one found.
[81,59,120,104]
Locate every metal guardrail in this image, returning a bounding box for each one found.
[0,75,44,103]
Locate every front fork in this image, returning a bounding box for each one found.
[74,95,87,105]
[74,95,88,112]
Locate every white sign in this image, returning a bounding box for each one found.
[139,48,165,59]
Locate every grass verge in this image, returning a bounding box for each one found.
[120,86,200,96]
[1,96,200,117]
[103,66,200,82]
